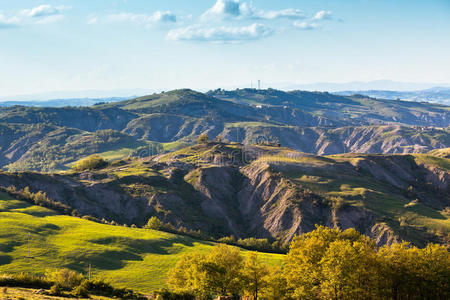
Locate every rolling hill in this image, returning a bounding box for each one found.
[0,89,449,172]
[0,192,283,293]
[0,143,448,248]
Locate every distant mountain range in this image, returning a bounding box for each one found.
[335,87,450,105]
[0,96,132,108]
[275,80,450,92]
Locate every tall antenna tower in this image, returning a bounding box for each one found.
[258,80,261,90]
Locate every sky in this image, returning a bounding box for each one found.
[0,0,450,98]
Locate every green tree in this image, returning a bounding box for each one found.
[260,266,290,300]
[284,226,377,299]
[241,252,269,300]
[167,252,208,297]
[320,240,378,300]
[167,244,244,297]
[146,216,162,230]
[72,155,107,172]
[204,244,244,296]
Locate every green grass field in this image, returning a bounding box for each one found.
[0,193,283,294]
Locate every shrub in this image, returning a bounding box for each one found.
[197,134,209,144]
[146,216,163,230]
[49,283,64,296]
[72,285,89,298]
[0,273,51,289]
[45,269,83,289]
[156,288,195,300]
[80,279,143,299]
[72,155,108,172]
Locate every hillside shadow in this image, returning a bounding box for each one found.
[0,255,12,266]
[0,239,22,253]
[0,199,32,211]
[90,236,197,255]
[65,250,143,271]
[21,209,58,218]
[80,236,207,271]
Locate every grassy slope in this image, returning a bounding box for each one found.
[0,193,283,294]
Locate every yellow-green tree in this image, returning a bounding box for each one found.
[146,216,162,230]
[320,240,378,300]
[261,266,290,300]
[167,244,244,298]
[204,244,244,296]
[284,226,377,299]
[166,252,208,297]
[378,242,450,299]
[241,252,269,300]
[72,155,107,171]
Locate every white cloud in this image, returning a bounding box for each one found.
[0,14,20,29]
[0,5,69,27]
[167,23,272,42]
[202,0,245,20]
[314,10,332,20]
[257,9,305,20]
[22,5,66,18]
[293,21,320,30]
[152,11,177,23]
[202,0,306,21]
[96,11,177,26]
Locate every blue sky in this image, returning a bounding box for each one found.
[0,0,449,97]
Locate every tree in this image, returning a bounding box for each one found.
[197,133,209,144]
[146,216,162,230]
[167,244,244,298]
[261,266,290,300]
[72,155,107,172]
[242,252,269,300]
[284,226,377,299]
[167,252,208,297]
[204,244,244,296]
[320,240,378,300]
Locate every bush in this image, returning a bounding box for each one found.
[197,134,209,144]
[72,285,89,298]
[72,155,108,172]
[156,289,195,300]
[81,279,143,299]
[146,216,163,230]
[45,269,83,289]
[49,283,64,296]
[0,273,51,289]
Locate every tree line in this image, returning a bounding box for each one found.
[166,226,450,300]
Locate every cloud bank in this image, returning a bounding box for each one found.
[167,23,272,42]
[201,0,306,21]
[89,11,177,27]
